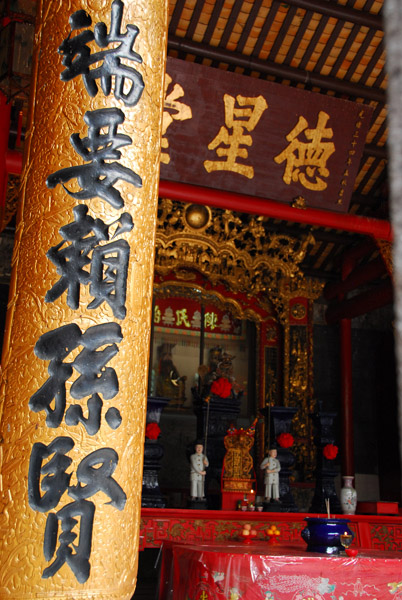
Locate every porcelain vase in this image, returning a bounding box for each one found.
[340,476,357,515]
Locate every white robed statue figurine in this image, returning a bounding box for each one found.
[190,441,209,500]
[260,448,281,502]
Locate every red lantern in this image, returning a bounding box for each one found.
[277,432,294,448]
[323,443,338,460]
[145,422,161,440]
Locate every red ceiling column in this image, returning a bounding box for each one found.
[159,179,393,241]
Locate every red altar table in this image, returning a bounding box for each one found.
[159,541,402,600]
[140,508,402,552]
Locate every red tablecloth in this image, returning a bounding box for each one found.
[159,541,402,600]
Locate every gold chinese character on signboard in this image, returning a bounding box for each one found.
[204,311,218,330]
[176,308,191,327]
[204,94,268,178]
[274,110,335,191]
[154,305,161,324]
[161,73,192,164]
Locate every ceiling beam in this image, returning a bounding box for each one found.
[283,0,383,30]
[336,238,377,266]
[168,36,386,103]
[324,256,387,300]
[363,143,387,160]
[326,279,393,323]
[263,221,357,246]
[159,179,393,240]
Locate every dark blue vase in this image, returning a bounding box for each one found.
[301,517,354,555]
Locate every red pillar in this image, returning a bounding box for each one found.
[340,258,355,477]
[0,92,11,207]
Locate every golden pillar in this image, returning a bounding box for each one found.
[0,0,167,598]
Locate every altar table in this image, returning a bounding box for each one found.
[159,541,402,600]
[140,508,402,551]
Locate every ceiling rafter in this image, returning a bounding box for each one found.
[167,35,386,103]
[282,0,383,30]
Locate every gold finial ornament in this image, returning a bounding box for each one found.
[185,204,211,230]
[292,196,307,209]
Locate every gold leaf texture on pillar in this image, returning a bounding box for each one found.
[0,0,167,598]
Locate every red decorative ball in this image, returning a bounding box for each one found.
[277,432,294,448]
[145,422,161,440]
[323,443,338,460]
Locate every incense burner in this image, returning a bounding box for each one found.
[301,517,354,555]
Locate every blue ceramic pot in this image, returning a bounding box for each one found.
[301,517,353,555]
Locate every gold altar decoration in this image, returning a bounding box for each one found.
[155,200,324,479]
[0,1,167,598]
[153,280,266,324]
[156,198,320,322]
[222,420,257,493]
[262,270,324,325]
[291,196,307,209]
[280,279,322,479]
[286,325,316,478]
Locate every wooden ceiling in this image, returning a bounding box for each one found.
[1,1,391,302]
[164,0,389,286]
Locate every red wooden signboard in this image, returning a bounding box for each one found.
[154,298,243,336]
[160,57,373,213]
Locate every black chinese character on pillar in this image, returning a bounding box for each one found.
[88,239,131,319]
[45,204,133,319]
[28,437,74,512]
[42,499,95,583]
[59,0,144,106]
[29,322,122,434]
[68,448,127,510]
[46,108,142,208]
[28,438,126,582]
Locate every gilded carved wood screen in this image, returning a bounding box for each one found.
[153,198,324,479]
